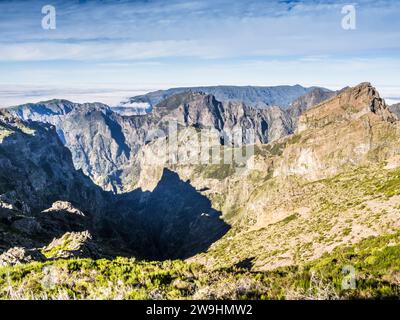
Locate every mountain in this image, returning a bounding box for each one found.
[287,87,337,128]
[123,85,330,109]
[8,88,336,193]
[2,82,400,299]
[6,94,286,191]
[0,110,230,262]
[9,100,135,192]
[135,83,400,271]
[389,103,400,118]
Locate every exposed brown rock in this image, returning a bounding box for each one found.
[297,83,396,133]
[0,247,45,266]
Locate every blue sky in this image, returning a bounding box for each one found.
[0,0,399,106]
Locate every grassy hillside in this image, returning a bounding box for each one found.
[1,231,399,300]
[194,164,400,270]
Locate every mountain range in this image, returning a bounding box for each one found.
[1,82,400,299]
[8,86,337,192]
[121,84,331,109]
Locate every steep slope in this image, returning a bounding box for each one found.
[2,231,400,299]
[287,87,337,128]
[135,83,400,270]
[0,109,103,214]
[9,100,130,192]
[123,85,329,109]
[9,93,294,192]
[0,109,112,258]
[389,103,400,118]
[0,110,230,261]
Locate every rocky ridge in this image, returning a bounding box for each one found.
[2,82,400,273]
[8,88,333,192]
[133,83,400,270]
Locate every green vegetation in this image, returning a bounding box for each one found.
[279,213,299,225]
[194,164,236,180]
[0,126,14,142]
[1,232,399,300]
[376,167,400,197]
[41,238,74,259]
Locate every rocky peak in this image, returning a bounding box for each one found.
[297,82,396,133]
[42,201,86,217]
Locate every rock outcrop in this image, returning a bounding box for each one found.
[287,87,337,128]
[297,83,396,133]
[0,109,104,214]
[0,247,45,266]
[42,231,100,259]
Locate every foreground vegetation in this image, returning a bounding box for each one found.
[0,231,399,300]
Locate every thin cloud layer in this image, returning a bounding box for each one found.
[0,0,399,105]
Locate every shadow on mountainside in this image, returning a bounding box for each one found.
[0,125,229,261]
[101,168,230,260]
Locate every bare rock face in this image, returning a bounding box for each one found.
[0,247,45,266]
[297,83,396,133]
[272,83,399,181]
[1,81,400,272]
[42,201,85,217]
[42,231,100,259]
[389,103,400,119]
[8,93,294,192]
[287,87,337,128]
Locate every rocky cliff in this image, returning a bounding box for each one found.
[389,103,400,118]
[9,92,305,192]
[133,83,400,270]
[0,110,230,261]
[4,82,399,272]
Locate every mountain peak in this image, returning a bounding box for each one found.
[297,82,396,133]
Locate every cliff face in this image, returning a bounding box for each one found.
[0,109,103,215]
[389,103,400,118]
[4,82,400,271]
[9,92,300,192]
[0,110,111,258]
[276,83,398,180]
[297,83,395,133]
[287,87,337,128]
[133,83,400,270]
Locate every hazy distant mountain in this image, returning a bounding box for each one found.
[123,85,331,110]
[389,103,400,118]
[287,87,338,128]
